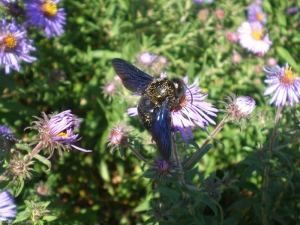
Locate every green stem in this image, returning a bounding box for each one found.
[172,134,181,169]
[182,116,228,171]
[126,144,155,166]
[262,106,282,225]
[25,141,44,162]
[172,133,202,191]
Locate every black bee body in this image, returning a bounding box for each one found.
[112,58,186,161]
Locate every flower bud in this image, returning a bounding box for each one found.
[226,95,256,120]
[107,123,130,153]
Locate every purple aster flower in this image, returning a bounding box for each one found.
[0,125,15,140]
[171,76,218,142]
[194,0,214,3]
[194,0,204,3]
[264,63,300,107]
[237,21,272,56]
[27,110,92,157]
[25,0,66,38]
[138,52,156,66]
[0,190,16,221]
[286,6,298,15]
[247,4,267,24]
[0,19,36,74]
[127,74,218,142]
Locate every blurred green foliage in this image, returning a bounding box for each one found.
[1,0,300,224]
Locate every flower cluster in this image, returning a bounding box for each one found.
[136,52,168,74]
[237,1,271,55]
[0,0,66,74]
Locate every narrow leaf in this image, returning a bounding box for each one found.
[276,47,299,72]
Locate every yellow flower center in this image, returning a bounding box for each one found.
[255,12,264,22]
[251,29,263,40]
[3,34,18,50]
[57,131,68,138]
[41,1,58,18]
[281,67,297,85]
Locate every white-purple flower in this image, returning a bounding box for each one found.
[127,74,218,142]
[264,63,300,107]
[237,21,272,56]
[225,95,256,121]
[247,4,267,24]
[138,52,156,66]
[194,0,214,4]
[0,19,36,74]
[235,96,256,115]
[25,0,66,38]
[28,110,92,157]
[0,190,16,222]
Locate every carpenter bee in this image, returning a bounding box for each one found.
[112,58,186,161]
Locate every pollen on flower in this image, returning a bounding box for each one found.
[281,67,297,85]
[41,1,58,18]
[4,34,18,50]
[255,12,264,22]
[57,131,68,138]
[251,29,263,40]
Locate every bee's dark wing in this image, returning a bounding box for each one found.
[112,58,154,93]
[151,100,172,161]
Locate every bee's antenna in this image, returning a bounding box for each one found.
[185,84,193,105]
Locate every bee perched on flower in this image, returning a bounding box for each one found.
[26,110,92,159]
[112,58,217,161]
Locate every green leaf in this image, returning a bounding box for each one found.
[276,47,299,72]
[274,151,295,173]
[200,195,218,216]
[42,215,57,222]
[99,160,111,182]
[183,143,212,171]
[275,10,287,27]
[24,200,31,208]
[240,164,257,181]
[12,210,31,224]
[33,154,51,172]
[15,143,32,153]
[227,198,260,211]
[15,178,24,197]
